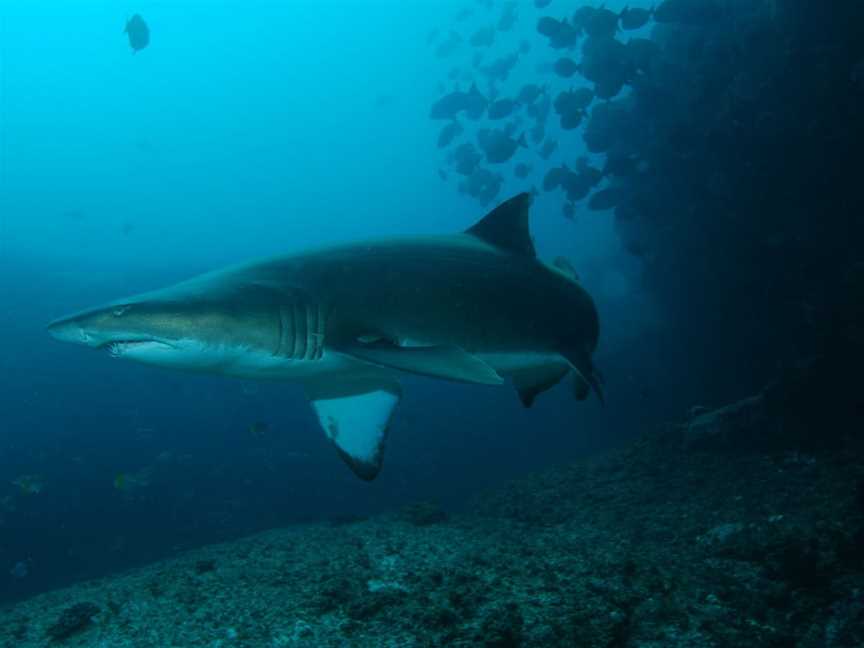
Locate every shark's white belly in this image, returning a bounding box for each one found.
[118,337,571,384]
[116,339,371,381]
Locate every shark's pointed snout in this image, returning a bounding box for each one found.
[47,315,89,345]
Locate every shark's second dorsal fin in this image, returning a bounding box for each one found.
[466,192,536,257]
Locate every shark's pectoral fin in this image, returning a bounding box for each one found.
[337,341,503,385]
[306,377,401,481]
[512,364,570,408]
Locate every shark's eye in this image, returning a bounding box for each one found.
[112,305,131,317]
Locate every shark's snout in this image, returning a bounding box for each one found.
[47,315,91,345]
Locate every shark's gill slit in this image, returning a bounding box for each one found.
[298,303,310,360]
[275,304,288,357]
[306,303,317,360]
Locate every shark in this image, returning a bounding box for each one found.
[47,193,602,480]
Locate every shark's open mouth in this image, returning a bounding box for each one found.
[102,340,173,357]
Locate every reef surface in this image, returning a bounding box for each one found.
[2,382,862,647]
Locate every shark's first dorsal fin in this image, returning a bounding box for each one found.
[466,192,536,257]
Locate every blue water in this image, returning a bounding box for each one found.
[0,0,731,604]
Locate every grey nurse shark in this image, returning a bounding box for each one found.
[48,193,602,480]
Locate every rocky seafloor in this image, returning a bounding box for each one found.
[2,371,863,647]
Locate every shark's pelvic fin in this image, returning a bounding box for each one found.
[552,256,580,282]
[511,363,570,408]
[338,341,503,385]
[572,368,592,401]
[561,348,605,404]
[465,192,536,257]
[307,376,402,481]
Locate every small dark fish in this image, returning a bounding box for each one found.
[560,111,582,130]
[458,167,502,206]
[539,138,558,160]
[594,73,626,100]
[575,157,604,187]
[602,153,639,177]
[437,121,463,148]
[514,163,531,179]
[562,201,576,220]
[561,169,593,202]
[654,0,723,24]
[619,6,652,30]
[526,91,552,122]
[583,8,619,39]
[519,39,532,54]
[571,6,595,32]
[435,31,462,58]
[543,166,567,191]
[517,83,544,105]
[430,89,469,120]
[581,35,628,84]
[481,51,520,83]
[588,187,628,211]
[488,98,519,120]
[536,17,579,49]
[537,16,563,37]
[498,2,518,31]
[529,120,546,145]
[465,83,489,120]
[124,14,150,53]
[477,128,527,164]
[470,25,495,48]
[448,142,483,176]
[534,0,553,7]
[437,168,448,181]
[625,38,661,74]
[554,88,592,117]
[554,58,579,78]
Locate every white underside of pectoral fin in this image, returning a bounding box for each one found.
[306,376,402,481]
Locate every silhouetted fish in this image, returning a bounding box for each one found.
[448,142,483,176]
[537,17,579,49]
[619,7,653,30]
[124,14,150,53]
[543,165,567,191]
[539,138,558,160]
[477,128,527,163]
[437,121,463,148]
[654,0,723,24]
[514,163,532,179]
[488,98,519,120]
[517,83,545,105]
[470,26,495,48]
[435,31,462,58]
[588,187,628,211]
[555,58,580,78]
[498,2,518,32]
[430,89,469,120]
